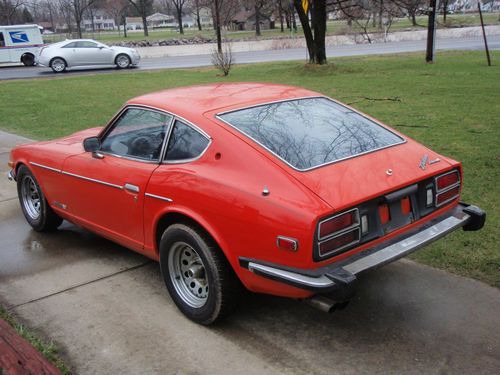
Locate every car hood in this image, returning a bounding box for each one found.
[284,138,455,210]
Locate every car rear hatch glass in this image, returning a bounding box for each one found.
[217,97,405,171]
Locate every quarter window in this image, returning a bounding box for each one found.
[101,108,172,161]
[165,120,209,161]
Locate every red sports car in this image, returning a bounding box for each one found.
[8,83,485,324]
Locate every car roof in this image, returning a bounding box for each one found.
[127,83,321,116]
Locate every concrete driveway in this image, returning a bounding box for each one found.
[0,130,499,374]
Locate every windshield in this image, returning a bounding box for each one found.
[218,97,405,171]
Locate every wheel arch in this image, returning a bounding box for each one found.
[154,210,236,270]
[114,53,131,64]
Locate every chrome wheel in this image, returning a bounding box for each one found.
[51,58,66,72]
[21,176,41,220]
[116,55,130,68]
[168,242,209,308]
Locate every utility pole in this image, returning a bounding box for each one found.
[425,0,439,63]
[478,2,492,66]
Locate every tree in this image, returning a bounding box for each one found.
[126,0,153,36]
[0,0,26,24]
[105,0,129,36]
[170,0,187,34]
[294,0,327,64]
[190,0,203,31]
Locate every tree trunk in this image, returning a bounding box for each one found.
[214,0,222,53]
[411,11,417,26]
[292,8,297,31]
[278,0,284,32]
[378,0,383,29]
[142,13,149,36]
[293,0,315,63]
[255,4,261,37]
[196,12,201,31]
[312,0,327,64]
[176,9,184,34]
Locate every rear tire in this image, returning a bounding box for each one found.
[115,54,131,69]
[21,53,35,66]
[17,165,63,232]
[50,57,66,73]
[159,223,242,325]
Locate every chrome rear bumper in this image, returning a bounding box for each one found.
[240,203,485,295]
[7,170,15,181]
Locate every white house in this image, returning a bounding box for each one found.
[82,10,116,31]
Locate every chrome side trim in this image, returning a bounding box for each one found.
[247,262,335,289]
[61,171,123,190]
[343,213,470,275]
[7,170,14,181]
[29,161,61,173]
[215,96,406,172]
[145,193,173,202]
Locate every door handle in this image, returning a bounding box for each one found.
[124,183,139,193]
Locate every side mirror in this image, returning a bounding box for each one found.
[83,137,100,152]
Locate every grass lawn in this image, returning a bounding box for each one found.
[42,13,500,44]
[0,51,498,287]
[0,306,71,374]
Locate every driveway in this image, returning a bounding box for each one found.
[0,130,499,374]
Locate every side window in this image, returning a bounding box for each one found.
[165,120,209,162]
[77,41,98,48]
[63,42,78,48]
[101,108,172,161]
[0,32,5,47]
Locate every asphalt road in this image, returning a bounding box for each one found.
[1,130,499,374]
[1,35,499,81]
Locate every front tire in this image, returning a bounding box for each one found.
[50,57,66,73]
[159,223,241,325]
[115,54,131,69]
[17,165,63,232]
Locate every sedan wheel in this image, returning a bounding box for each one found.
[17,165,63,232]
[50,58,66,73]
[115,54,131,69]
[160,223,242,324]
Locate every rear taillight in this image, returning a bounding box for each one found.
[317,208,360,258]
[434,170,461,207]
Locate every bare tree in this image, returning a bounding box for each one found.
[189,0,204,31]
[0,0,26,24]
[105,0,128,35]
[211,42,232,76]
[126,0,153,36]
[170,0,186,34]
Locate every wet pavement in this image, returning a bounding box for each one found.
[0,130,499,374]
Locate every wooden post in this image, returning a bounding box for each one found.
[426,0,439,63]
[478,2,492,66]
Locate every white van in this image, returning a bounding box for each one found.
[0,24,45,66]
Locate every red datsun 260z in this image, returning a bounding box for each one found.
[8,83,486,324]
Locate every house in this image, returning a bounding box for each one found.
[82,10,116,31]
[230,8,274,31]
[125,17,143,30]
[146,13,175,28]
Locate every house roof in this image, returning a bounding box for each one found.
[146,13,173,22]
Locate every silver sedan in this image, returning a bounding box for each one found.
[36,39,140,73]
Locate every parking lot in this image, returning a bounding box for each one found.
[1,130,499,374]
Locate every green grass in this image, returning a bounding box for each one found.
[0,306,71,374]
[43,12,500,44]
[0,51,498,287]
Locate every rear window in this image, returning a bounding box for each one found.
[218,97,404,171]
